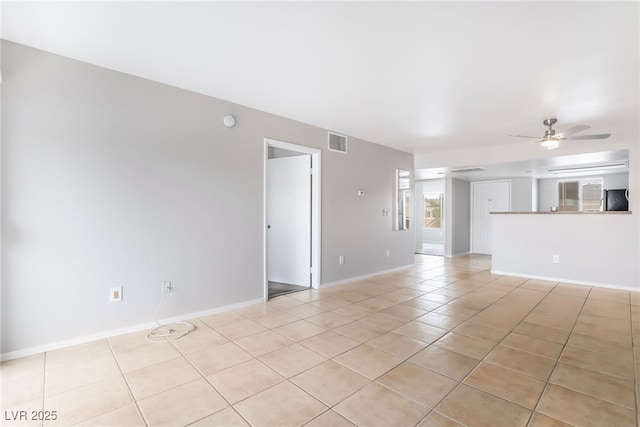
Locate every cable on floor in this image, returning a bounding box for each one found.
[147,283,196,342]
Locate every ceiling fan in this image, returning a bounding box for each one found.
[511,118,611,150]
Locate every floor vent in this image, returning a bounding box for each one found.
[328,132,348,153]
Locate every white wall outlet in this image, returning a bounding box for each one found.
[386,249,390,257]
[339,255,344,265]
[110,287,123,302]
[357,190,365,197]
[162,280,172,294]
[552,255,560,264]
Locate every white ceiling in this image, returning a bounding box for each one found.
[2,1,639,178]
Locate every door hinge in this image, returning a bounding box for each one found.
[310,167,313,175]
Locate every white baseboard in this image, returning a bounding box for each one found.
[1,264,417,361]
[320,264,414,289]
[491,270,640,293]
[0,297,264,362]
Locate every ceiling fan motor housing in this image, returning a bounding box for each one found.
[543,118,558,138]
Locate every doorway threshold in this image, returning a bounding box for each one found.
[416,242,444,256]
[268,282,309,299]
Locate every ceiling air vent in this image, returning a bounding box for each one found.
[450,167,485,173]
[328,132,348,154]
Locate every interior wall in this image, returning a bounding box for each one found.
[510,177,534,211]
[447,178,470,256]
[1,41,414,355]
[531,178,539,212]
[493,154,638,290]
[537,172,629,212]
[321,141,415,282]
[492,213,638,289]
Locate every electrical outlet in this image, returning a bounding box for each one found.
[162,280,172,294]
[339,255,344,265]
[110,287,123,303]
[552,255,560,264]
[386,249,390,257]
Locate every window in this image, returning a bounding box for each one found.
[424,193,443,228]
[558,178,603,212]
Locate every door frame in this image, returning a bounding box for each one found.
[263,138,322,301]
[470,179,511,254]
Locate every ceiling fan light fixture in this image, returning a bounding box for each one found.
[541,139,560,150]
[512,118,610,149]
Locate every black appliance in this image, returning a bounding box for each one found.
[604,189,629,211]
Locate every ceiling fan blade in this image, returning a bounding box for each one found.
[555,125,590,138]
[567,133,611,140]
[509,134,539,139]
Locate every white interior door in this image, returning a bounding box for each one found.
[267,155,311,287]
[472,181,510,255]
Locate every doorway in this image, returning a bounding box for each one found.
[419,192,445,255]
[471,180,510,255]
[415,179,445,256]
[264,139,321,300]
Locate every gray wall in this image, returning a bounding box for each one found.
[511,177,534,211]
[445,178,470,256]
[537,173,629,212]
[1,41,414,355]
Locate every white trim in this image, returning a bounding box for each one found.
[0,297,264,362]
[491,270,640,293]
[320,264,414,289]
[264,138,322,300]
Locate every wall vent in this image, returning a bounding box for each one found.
[450,167,485,173]
[328,132,348,153]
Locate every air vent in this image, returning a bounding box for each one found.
[328,132,348,153]
[450,167,485,173]
[547,162,627,174]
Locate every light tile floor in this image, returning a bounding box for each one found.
[2,255,639,427]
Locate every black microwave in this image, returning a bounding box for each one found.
[604,189,629,211]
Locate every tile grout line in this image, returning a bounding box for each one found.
[172,273,463,426]
[227,267,478,426]
[164,327,257,427]
[525,285,592,427]
[373,274,546,425]
[8,256,636,427]
[403,263,504,426]
[433,280,629,424]
[105,338,149,427]
[179,312,356,426]
[425,278,560,426]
